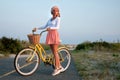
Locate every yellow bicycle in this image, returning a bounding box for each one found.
[14,30,71,76]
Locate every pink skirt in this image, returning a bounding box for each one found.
[46,30,60,45]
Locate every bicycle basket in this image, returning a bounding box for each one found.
[27,34,40,45]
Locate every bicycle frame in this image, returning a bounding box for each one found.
[28,44,48,62]
[28,44,69,66]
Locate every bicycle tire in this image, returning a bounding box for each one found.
[14,48,40,76]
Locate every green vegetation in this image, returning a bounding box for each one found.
[72,40,120,80]
[75,40,120,52]
[0,36,50,56]
[0,37,23,54]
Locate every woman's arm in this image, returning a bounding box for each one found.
[37,21,49,30]
[33,22,48,32]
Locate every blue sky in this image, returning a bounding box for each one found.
[0,0,120,44]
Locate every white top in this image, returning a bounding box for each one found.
[38,17,60,30]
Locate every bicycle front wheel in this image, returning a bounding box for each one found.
[58,47,71,72]
[14,48,40,76]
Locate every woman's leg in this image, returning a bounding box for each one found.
[50,44,61,69]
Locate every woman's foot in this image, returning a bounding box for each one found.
[52,69,61,76]
[52,67,65,76]
[59,66,65,73]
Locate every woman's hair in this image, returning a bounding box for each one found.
[51,6,60,17]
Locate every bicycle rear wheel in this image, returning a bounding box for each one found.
[14,48,40,76]
[58,47,71,72]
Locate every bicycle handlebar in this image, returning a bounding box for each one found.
[32,30,47,36]
[40,30,47,35]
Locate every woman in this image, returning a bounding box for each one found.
[33,6,64,76]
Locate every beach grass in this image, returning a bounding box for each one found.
[72,50,120,80]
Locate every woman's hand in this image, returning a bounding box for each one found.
[32,28,37,32]
[47,28,50,31]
